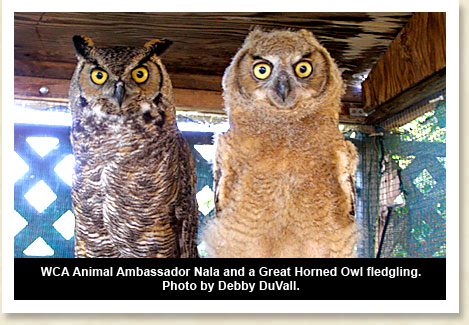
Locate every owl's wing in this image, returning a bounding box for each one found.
[213,133,228,219]
[347,168,357,221]
[175,133,200,258]
[341,140,359,221]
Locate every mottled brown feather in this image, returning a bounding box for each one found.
[203,29,358,258]
[69,36,198,258]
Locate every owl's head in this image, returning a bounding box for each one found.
[223,28,344,121]
[69,35,173,122]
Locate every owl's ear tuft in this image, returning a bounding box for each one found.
[144,39,173,56]
[73,35,95,59]
[299,29,314,37]
[249,25,263,32]
[248,26,265,36]
[245,26,267,44]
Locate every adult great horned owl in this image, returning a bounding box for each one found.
[69,36,198,257]
[202,29,358,258]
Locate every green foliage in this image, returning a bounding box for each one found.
[435,197,446,219]
[394,104,446,143]
[391,154,415,170]
[392,243,408,257]
[393,203,409,217]
[413,169,436,194]
[379,94,446,258]
[432,243,446,257]
[411,220,433,244]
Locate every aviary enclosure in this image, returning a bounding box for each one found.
[12,12,446,258]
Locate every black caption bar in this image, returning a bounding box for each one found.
[14,258,445,300]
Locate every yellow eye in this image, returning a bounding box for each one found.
[252,62,272,80]
[90,69,108,85]
[295,61,313,78]
[132,67,149,84]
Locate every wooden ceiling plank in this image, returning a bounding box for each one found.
[15,12,410,97]
[15,76,70,101]
[14,59,76,80]
[15,12,414,106]
[173,88,223,111]
[14,59,224,92]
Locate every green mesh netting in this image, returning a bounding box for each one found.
[350,90,446,258]
[181,131,216,248]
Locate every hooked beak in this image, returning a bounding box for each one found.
[114,81,125,107]
[275,72,291,102]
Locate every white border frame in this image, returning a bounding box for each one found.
[2,0,459,313]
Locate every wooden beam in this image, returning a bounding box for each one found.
[362,12,446,121]
[14,76,225,113]
[14,76,366,122]
[14,59,224,92]
[170,73,222,92]
[173,88,223,113]
[14,76,70,102]
[14,59,76,81]
[340,102,368,124]
[14,58,363,107]
[343,85,362,104]
[365,68,445,125]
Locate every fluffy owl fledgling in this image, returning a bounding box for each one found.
[69,36,199,257]
[202,28,358,258]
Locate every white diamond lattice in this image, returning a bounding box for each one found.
[196,185,215,216]
[13,152,30,182]
[13,210,28,236]
[54,154,74,187]
[194,144,216,162]
[26,137,59,157]
[53,210,75,240]
[23,237,54,256]
[197,241,207,257]
[436,157,446,169]
[24,180,57,213]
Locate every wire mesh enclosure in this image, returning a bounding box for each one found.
[12,91,446,258]
[352,90,446,258]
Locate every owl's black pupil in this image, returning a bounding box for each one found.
[299,65,307,73]
[96,72,103,79]
[259,66,266,74]
[136,71,144,78]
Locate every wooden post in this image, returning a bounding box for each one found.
[362,12,446,125]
